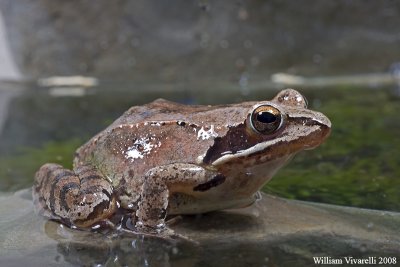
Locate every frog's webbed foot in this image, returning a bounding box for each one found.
[33,163,117,228]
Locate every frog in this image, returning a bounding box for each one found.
[33,88,331,234]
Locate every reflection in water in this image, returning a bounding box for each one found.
[45,221,400,267]
[0,190,399,266]
[39,197,270,266]
[45,221,200,267]
[40,200,400,266]
[57,237,200,267]
[42,210,263,266]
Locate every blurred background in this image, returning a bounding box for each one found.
[1,1,400,82]
[0,0,399,211]
[1,2,400,266]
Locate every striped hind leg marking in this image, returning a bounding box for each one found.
[33,163,117,228]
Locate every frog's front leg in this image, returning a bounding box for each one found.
[33,163,117,228]
[135,163,223,232]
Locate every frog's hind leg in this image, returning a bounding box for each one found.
[33,163,117,228]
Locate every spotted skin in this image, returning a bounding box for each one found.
[33,89,331,234]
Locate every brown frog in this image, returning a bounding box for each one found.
[33,89,331,234]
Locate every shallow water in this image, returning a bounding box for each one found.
[1,189,399,267]
[0,83,400,266]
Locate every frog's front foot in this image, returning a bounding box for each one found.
[134,180,169,232]
[33,163,117,228]
[133,163,219,234]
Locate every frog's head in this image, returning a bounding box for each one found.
[202,89,331,185]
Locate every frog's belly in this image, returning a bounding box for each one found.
[167,192,258,215]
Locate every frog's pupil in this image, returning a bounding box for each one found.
[257,111,276,123]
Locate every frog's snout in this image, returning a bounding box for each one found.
[304,118,331,150]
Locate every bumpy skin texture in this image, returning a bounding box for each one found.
[134,163,219,231]
[33,164,116,228]
[33,89,331,233]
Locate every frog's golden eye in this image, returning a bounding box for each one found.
[250,105,284,135]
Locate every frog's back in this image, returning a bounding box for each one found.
[73,98,255,174]
[111,99,202,126]
[110,98,255,126]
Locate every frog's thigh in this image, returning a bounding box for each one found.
[136,163,223,230]
[33,163,116,228]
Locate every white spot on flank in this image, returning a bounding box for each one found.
[196,155,205,164]
[125,136,161,161]
[197,125,218,140]
[126,148,143,159]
